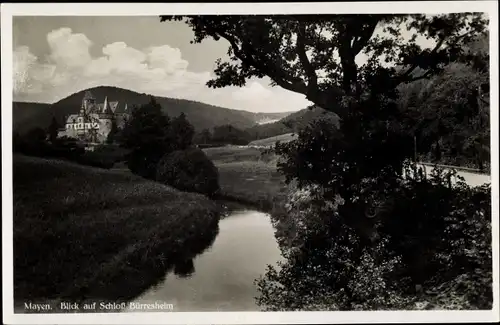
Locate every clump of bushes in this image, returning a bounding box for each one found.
[13,129,125,170]
[156,147,220,197]
[257,167,492,311]
[14,131,85,161]
[75,144,131,169]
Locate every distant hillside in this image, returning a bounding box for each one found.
[12,86,294,135]
[245,106,340,140]
[13,102,53,134]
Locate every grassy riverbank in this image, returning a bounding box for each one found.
[204,146,288,212]
[13,155,220,309]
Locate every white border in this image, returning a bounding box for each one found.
[2,2,499,324]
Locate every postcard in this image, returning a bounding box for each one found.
[2,1,499,324]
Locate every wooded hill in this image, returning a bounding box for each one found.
[13,86,293,135]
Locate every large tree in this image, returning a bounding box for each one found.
[170,112,195,150]
[193,128,212,145]
[161,14,491,310]
[47,116,61,143]
[161,14,488,118]
[121,97,172,179]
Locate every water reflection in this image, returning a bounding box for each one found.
[127,209,283,312]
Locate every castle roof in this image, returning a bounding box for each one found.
[79,92,130,116]
[114,102,130,114]
[109,101,119,113]
[96,102,118,114]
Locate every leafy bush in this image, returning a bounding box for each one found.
[257,162,492,311]
[14,131,86,161]
[156,148,220,197]
[257,100,492,311]
[14,134,119,170]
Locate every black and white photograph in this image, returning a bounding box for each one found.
[2,2,499,324]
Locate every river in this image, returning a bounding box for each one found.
[126,209,283,312]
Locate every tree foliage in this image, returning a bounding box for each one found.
[193,128,212,145]
[211,124,252,145]
[257,165,491,310]
[170,112,195,150]
[397,34,490,170]
[121,97,173,179]
[47,117,61,143]
[156,147,220,197]
[161,14,487,116]
[121,98,198,179]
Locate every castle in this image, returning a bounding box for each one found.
[58,91,130,144]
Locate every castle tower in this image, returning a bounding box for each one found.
[103,96,108,113]
[81,91,96,114]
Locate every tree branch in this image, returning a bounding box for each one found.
[479,96,490,105]
[352,20,379,55]
[399,37,446,82]
[403,69,435,83]
[395,29,477,85]
[296,23,318,98]
[216,29,307,94]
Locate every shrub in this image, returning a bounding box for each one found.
[156,148,220,197]
[257,165,492,311]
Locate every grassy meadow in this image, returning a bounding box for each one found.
[204,146,289,211]
[248,132,297,147]
[13,155,220,309]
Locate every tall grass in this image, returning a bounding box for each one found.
[13,155,220,308]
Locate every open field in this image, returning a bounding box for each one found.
[204,146,288,211]
[204,142,491,213]
[13,155,220,308]
[204,145,277,164]
[248,133,297,147]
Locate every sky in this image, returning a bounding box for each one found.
[12,16,314,113]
